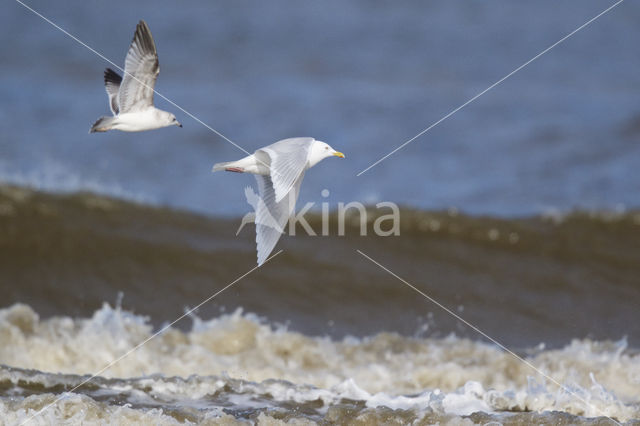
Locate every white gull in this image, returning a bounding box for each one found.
[213,137,345,265]
[90,20,181,133]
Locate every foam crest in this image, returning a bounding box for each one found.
[0,303,638,422]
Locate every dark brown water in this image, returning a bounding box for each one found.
[1,184,638,347]
[3,1,640,423]
[0,184,639,424]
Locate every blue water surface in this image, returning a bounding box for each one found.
[1,0,639,217]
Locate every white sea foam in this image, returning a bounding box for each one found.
[0,161,155,206]
[0,303,638,422]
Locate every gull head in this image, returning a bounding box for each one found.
[308,140,345,167]
[158,111,182,128]
[170,113,182,128]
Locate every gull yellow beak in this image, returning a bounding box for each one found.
[333,151,345,158]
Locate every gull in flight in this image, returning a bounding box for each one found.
[213,137,345,265]
[90,20,181,133]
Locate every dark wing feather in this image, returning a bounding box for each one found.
[104,68,122,115]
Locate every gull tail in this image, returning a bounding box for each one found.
[89,116,116,133]
[212,161,236,172]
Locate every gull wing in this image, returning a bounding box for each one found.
[104,68,122,115]
[259,137,313,203]
[253,171,305,265]
[118,20,159,113]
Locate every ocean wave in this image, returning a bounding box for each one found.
[0,165,155,207]
[1,183,639,347]
[0,303,638,423]
[1,184,639,422]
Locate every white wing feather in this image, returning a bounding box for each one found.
[254,172,305,265]
[259,137,313,203]
[118,21,159,113]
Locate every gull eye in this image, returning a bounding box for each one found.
[325,146,329,150]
